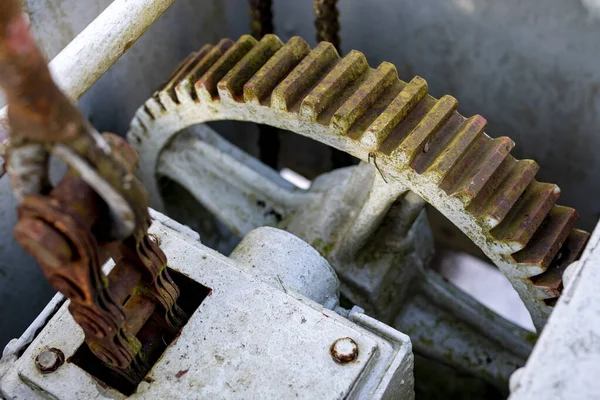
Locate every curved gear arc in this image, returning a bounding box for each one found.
[128,34,589,330]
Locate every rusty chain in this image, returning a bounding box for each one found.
[248,0,282,170]
[247,0,350,171]
[314,0,340,52]
[0,0,184,376]
[248,0,274,40]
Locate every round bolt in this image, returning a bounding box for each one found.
[330,337,358,364]
[35,348,65,374]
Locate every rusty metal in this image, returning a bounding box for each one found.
[131,34,590,329]
[0,0,178,179]
[0,1,147,240]
[14,162,184,372]
[312,0,355,169]
[247,0,282,171]
[0,0,185,376]
[314,0,341,52]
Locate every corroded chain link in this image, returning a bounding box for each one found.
[0,0,185,376]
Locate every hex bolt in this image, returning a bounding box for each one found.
[330,337,358,364]
[35,348,65,374]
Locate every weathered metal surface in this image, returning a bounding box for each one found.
[13,167,183,373]
[509,221,600,400]
[128,34,589,331]
[0,0,177,176]
[0,213,416,400]
[246,1,282,171]
[136,123,531,389]
[229,227,340,307]
[0,2,151,240]
[0,3,186,374]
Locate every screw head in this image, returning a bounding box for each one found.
[330,337,358,364]
[35,348,65,374]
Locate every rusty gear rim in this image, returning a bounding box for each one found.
[128,34,589,331]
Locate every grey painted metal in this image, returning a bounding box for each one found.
[230,227,340,308]
[0,211,415,400]
[133,123,533,388]
[509,221,600,400]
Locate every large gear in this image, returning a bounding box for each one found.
[128,34,589,331]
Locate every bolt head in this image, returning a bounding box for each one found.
[35,348,65,374]
[331,337,358,364]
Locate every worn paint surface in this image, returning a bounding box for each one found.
[129,34,588,332]
[137,120,532,388]
[0,213,415,400]
[509,222,600,399]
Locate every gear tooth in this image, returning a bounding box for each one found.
[331,62,398,134]
[490,181,561,253]
[271,41,340,112]
[217,35,284,102]
[137,105,155,124]
[167,51,200,84]
[160,44,213,106]
[244,36,311,105]
[299,50,369,121]
[195,35,257,101]
[129,116,148,138]
[144,96,166,119]
[358,76,428,149]
[393,95,458,164]
[440,136,514,204]
[512,206,579,277]
[530,229,590,297]
[175,39,234,102]
[423,115,486,181]
[468,158,539,229]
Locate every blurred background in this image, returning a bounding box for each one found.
[1,0,599,358]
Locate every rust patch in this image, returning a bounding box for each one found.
[176,369,189,378]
